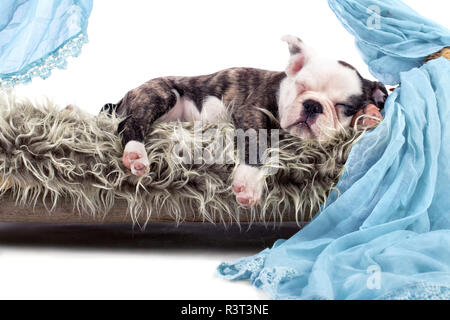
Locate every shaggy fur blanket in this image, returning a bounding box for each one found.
[0,91,362,226]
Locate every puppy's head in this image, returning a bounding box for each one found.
[278,35,388,141]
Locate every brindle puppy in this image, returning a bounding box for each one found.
[103,36,387,206]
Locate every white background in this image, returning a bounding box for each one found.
[1,0,448,299]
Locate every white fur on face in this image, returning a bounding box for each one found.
[278,55,363,142]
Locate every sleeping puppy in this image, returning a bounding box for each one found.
[103,36,387,207]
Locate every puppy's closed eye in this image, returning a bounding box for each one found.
[335,102,361,117]
[335,102,353,109]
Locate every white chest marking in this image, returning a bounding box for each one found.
[157,94,226,123]
[200,96,226,122]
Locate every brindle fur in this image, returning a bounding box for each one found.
[106,68,286,166]
[338,61,388,115]
[105,65,386,167]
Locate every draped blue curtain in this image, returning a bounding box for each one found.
[218,0,450,300]
[0,0,93,87]
[328,0,450,85]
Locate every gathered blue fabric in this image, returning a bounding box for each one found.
[218,0,450,300]
[0,0,93,87]
[328,0,450,85]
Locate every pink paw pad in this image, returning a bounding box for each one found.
[231,165,264,208]
[122,141,150,177]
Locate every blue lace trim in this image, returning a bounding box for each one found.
[380,282,450,300]
[218,252,269,281]
[0,31,88,88]
[218,254,450,300]
[217,251,298,299]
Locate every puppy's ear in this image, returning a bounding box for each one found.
[371,82,388,109]
[362,79,388,110]
[282,35,309,77]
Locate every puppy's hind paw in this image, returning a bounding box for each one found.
[123,141,150,177]
[232,164,265,207]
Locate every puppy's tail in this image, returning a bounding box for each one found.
[101,99,123,115]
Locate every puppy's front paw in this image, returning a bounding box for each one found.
[123,141,150,176]
[232,164,265,207]
[353,104,383,130]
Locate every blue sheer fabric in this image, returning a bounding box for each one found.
[0,0,93,87]
[328,0,450,85]
[218,0,450,300]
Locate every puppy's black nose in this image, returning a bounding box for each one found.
[303,99,323,115]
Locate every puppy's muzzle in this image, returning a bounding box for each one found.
[303,99,323,116]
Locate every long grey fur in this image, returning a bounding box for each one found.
[0,90,363,227]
